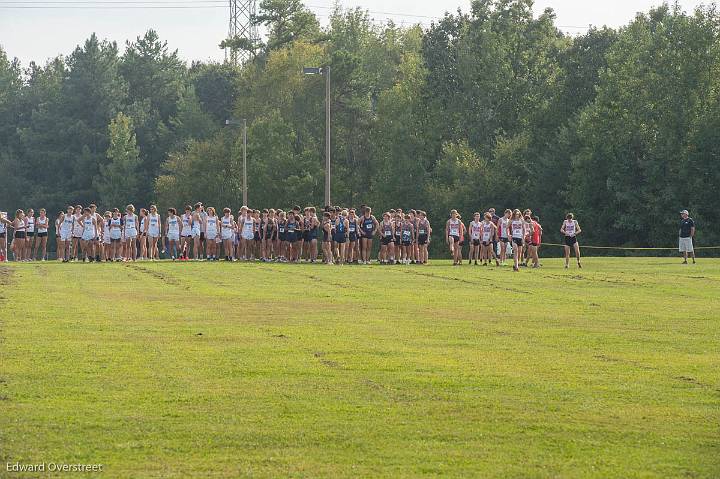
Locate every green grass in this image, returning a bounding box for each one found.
[0,258,718,478]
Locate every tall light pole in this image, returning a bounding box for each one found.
[303,66,331,207]
[225,118,248,205]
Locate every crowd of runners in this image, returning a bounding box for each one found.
[0,203,585,270]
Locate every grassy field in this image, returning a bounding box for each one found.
[0,258,718,478]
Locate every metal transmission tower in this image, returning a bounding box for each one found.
[226,0,258,65]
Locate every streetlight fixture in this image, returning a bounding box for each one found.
[225,118,248,206]
[303,65,331,207]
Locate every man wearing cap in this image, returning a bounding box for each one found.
[678,210,696,264]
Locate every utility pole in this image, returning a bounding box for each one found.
[226,0,258,65]
[243,118,248,206]
[324,66,331,207]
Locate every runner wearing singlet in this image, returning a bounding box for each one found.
[290,206,303,260]
[71,205,83,260]
[191,203,204,260]
[445,210,465,266]
[408,210,419,264]
[58,206,75,262]
[203,207,219,261]
[54,211,62,258]
[416,211,432,265]
[379,212,395,265]
[179,205,193,260]
[9,210,27,261]
[89,204,103,262]
[163,208,180,260]
[254,210,266,261]
[101,211,112,261]
[108,208,123,261]
[238,207,254,261]
[269,209,279,261]
[34,209,49,261]
[286,213,299,262]
[25,209,35,261]
[123,204,139,261]
[79,208,98,262]
[509,209,526,272]
[333,210,349,265]
[480,212,499,266]
[561,213,582,269]
[321,212,333,264]
[392,211,402,264]
[399,214,415,265]
[137,209,149,260]
[252,210,262,260]
[346,209,359,264]
[262,209,275,261]
[529,216,543,268]
[219,208,236,261]
[306,207,319,263]
[146,205,162,260]
[497,209,512,264]
[359,207,379,265]
[489,207,500,257]
[468,212,482,265]
[276,211,287,262]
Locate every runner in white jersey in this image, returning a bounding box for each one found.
[25,209,35,260]
[101,211,112,261]
[165,208,181,260]
[180,205,193,260]
[497,209,512,264]
[146,205,161,260]
[108,208,123,261]
[191,202,204,260]
[468,212,482,265]
[9,210,27,261]
[71,205,83,260]
[239,206,254,261]
[220,208,236,261]
[445,209,465,266]
[137,209,149,260]
[509,209,526,272]
[560,213,582,269]
[204,207,219,260]
[58,206,75,262]
[123,204,139,261]
[89,204,103,262]
[79,207,98,261]
[480,212,499,266]
[34,208,49,261]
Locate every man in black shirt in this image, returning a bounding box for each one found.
[678,209,696,264]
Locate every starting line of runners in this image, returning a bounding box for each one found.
[0,203,584,269]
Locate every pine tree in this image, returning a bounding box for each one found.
[94,112,141,208]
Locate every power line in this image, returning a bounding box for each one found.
[0,0,592,30]
[0,3,225,6]
[0,0,226,2]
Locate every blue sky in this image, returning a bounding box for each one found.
[0,0,708,65]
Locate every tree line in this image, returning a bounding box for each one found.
[1,0,718,255]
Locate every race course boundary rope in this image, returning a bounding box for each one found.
[540,243,720,251]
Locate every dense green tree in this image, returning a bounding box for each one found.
[94,112,142,208]
[253,0,321,52]
[570,4,720,246]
